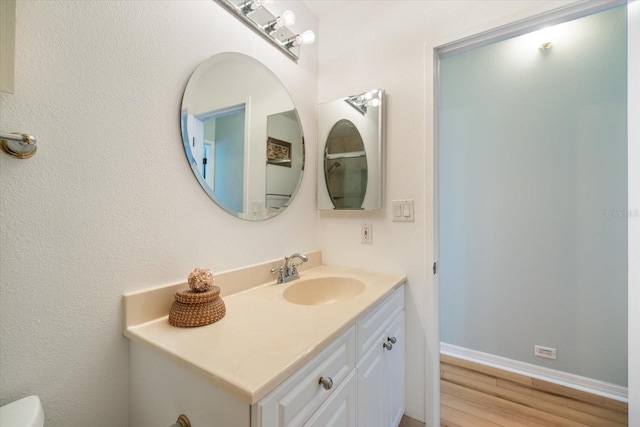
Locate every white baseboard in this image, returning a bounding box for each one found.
[440,343,628,402]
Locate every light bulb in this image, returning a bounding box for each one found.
[298,30,316,45]
[526,25,557,50]
[285,30,316,49]
[369,98,381,107]
[281,10,296,26]
[266,11,295,34]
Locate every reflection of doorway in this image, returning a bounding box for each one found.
[196,105,246,214]
[435,3,628,424]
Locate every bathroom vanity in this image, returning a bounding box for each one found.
[123,254,405,427]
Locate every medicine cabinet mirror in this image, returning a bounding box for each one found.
[181,52,305,220]
[317,89,384,210]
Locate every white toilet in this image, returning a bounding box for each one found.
[0,396,44,427]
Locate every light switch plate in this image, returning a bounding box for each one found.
[392,199,414,222]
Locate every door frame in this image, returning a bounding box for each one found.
[431,0,631,425]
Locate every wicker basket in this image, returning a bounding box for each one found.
[169,285,226,327]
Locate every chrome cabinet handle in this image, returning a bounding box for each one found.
[383,342,393,350]
[319,376,333,390]
[387,336,397,344]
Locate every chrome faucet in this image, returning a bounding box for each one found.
[271,253,308,284]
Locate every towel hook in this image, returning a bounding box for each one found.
[1,131,37,159]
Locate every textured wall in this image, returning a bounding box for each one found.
[0,1,318,426]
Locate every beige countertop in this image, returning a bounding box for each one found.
[123,263,406,404]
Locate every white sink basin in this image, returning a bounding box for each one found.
[283,277,365,306]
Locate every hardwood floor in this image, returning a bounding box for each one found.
[400,415,426,427]
[440,354,628,427]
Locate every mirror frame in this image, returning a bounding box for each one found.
[317,89,384,211]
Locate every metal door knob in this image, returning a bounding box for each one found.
[319,376,333,390]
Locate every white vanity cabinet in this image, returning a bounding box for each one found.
[128,284,404,427]
[356,287,405,427]
[254,285,404,427]
[251,326,357,427]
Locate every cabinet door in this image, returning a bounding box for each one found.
[304,370,356,427]
[255,326,356,427]
[357,311,405,427]
[356,333,386,427]
[357,287,404,359]
[385,311,405,427]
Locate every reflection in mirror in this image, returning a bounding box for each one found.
[324,120,367,209]
[318,89,384,210]
[181,52,304,220]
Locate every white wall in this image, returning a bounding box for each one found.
[0,1,318,426]
[312,1,583,425]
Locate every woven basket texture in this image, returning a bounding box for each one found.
[169,285,226,327]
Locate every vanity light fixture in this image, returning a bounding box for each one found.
[213,0,315,62]
[345,89,382,115]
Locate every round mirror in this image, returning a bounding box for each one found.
[181,52,305,220]
[324,119,367,209]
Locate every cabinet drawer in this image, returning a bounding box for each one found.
[255,325,356,427]
[356,285,404,359]
[303,370,357,427]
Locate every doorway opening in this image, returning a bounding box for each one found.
[434,2,629,425]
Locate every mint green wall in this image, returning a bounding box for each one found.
[440,6,627,386]
[214,111,245,214]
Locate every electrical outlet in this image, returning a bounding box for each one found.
[361,223,372,244]
[534,345,557,360]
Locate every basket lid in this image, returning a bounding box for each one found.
[175,285,220,304]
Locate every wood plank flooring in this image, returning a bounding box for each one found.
[400,415,427,427]
[440,354,628,427]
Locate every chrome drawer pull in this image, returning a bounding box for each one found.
[319,376,333,390]
[387,336,397,344]
[383,342,393,350]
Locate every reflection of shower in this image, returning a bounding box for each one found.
[327,161,341,171]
